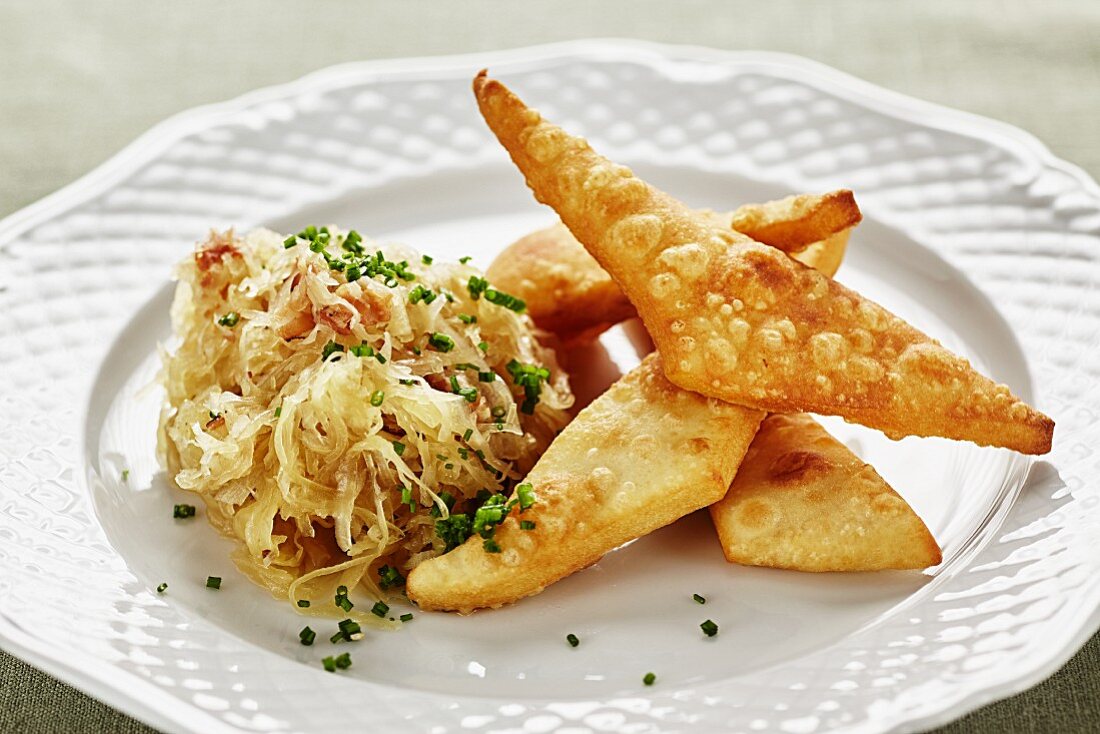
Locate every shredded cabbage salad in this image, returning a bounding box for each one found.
[158,227,572,622]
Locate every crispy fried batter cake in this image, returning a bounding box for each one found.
[472,71,1053,455]
[711,413,942,571]
[406,354,764,612]
[488,194,856,340]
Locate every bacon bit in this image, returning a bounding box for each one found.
[278,311,315,340]
[318,305,355,335]
[425,374,450,391]
[277,276,316,340]
[339,284,392,330]
[194,231,242,287]
[205,415,225,431]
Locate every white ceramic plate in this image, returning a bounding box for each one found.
[0,40,1097,734]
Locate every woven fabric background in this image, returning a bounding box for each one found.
[0,2,1096,732]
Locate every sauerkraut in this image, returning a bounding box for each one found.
[157,227,572,622]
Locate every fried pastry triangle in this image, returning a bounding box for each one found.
[488,220,851,340]
[472,71,1053,454]
[711,413,942,571]
[406,354,764,612]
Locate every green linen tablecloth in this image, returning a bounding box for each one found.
[1,2,1096,732]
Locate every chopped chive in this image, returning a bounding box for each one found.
[371,600,390,618]
[321,341,345,361]
[463,428,473,441]
[335,585,353,612]
[409,284,437,305]
[643,672,656,686]
[457,447,469,460]
[121,469,130,481]
[421,254,433,265]
[516,483,536,511]
[156,582,167,594]
[299,626,316,646]
[483,538,501,553]
[274,406,282,418]
[700,619,719,637]
[428,332,455,352]
[520,520,536,530]
[297,599,311,608]
[400,613,414,622]
[173,504,196,519]
[693,593,706,605]
[434,512,471,550]
[284,235,298,248]
[350,342,374,358]
[458,313,477,324]
[334,652,352,669]
[378,564,405,590]
[459,256,473,264]
[206,576,221,590]
[369,390,385,407]
[566,633,579,648]
[392,441,406,456]
[449,374,478,403]
[217,311,240,327]
[338,618,362,641]
[491,405,506,419]
[374,352,387,364]
[322,656,336,672]
[477,371,496,383]
[477,341,489,353]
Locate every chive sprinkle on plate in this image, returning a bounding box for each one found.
[643,672,656,686]
[566,633,579,648]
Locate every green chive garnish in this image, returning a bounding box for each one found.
[392,441,405,456]
[274,406,282,418]
[217,312,240,327]
[516,483,536,511]
[520,520,536,530]
[477,341,489,353]
[121,469,130,481]
[483,538,501,553]
[321,341,345,361]
[462,428,473,441]
[566,633,579,648]
[700,619,718,637]
[156,582,167,594]
[371,600,390,618]
[334,652,352,669]
[458,313,477,324]
[322,656,336,672]
[421,254,433,265]
[206,576,221,590]
[428,333,455,352]
[297,599,311,608]
[173,504,196,519]
[335,585,353,612]
[378,565,405,590]
[643,672,656,686]
[299,626,316,646]
[693,593,706,605]
[400,613,414,622]
[369,390,384,407]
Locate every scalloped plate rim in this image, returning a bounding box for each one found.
[0,39,1096,734]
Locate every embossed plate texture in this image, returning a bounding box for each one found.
[0,40,1097,734]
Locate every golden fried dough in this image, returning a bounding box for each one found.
[711,413,942,571]
[472,71,1053,455]
[487,222,638,339]
[488,210,853,340]
[406,354,764,612]
[728,190,861,255]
